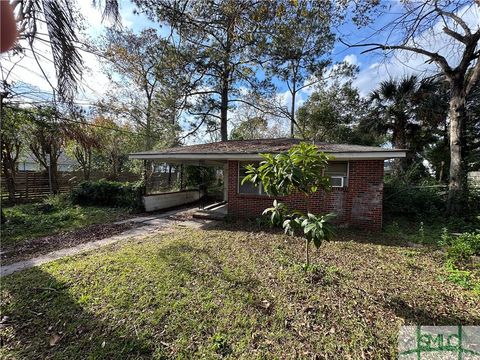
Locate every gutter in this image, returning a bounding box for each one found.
[129,151,407,161]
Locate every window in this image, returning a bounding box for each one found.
[238,162,267,195]
[324,162,348,187]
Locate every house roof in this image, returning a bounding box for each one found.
[129,138,406,162]
[19,151,77,166]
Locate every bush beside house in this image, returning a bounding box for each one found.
[71,180,143,210]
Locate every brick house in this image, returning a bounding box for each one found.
[130,138,406,231]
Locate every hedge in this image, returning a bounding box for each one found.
[71,180,143,209]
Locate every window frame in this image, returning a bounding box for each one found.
[324,161,349,188]
[330,176,344,188]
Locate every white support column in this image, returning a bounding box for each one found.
[223,162,228,202]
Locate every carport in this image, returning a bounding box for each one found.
[128,153,229,215]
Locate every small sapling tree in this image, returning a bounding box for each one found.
[242,142,335,267]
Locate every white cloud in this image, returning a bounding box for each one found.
[343,54,359,66]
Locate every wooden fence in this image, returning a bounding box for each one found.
[1,171,140,202]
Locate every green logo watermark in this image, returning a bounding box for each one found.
[398,325,480,359]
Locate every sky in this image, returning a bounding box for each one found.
[1,0,479,142]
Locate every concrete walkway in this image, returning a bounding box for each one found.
[1,208,213,277]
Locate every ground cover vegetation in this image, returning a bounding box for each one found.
[1,195,131,261]
[1,226,479,359]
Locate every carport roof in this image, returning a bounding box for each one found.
[129,138,406,161]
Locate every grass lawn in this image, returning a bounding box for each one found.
[1,224,479,359]
[1,202,129,248]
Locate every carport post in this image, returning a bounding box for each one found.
[223,162,228,202]
[142,159,147,195]
[180,164,184,190]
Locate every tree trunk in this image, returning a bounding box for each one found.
[145,91,153,150]
[220,74,229,142]
[305,238,310,268]
[446,84,467,215]
[84,148,91,181]
[0,113,20,203]
[2,155,17,203]
[6,174,16,202]
[305,193,311,267]
[439,161,444,183]
[220,19,234,142]
[290,89,296,138]
[50,155,60,194]
[111,154,119,181]
[168,165,172,187]
[83,166,90,181]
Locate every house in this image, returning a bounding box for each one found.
[18,152,77,172]
[130,138,406,230]
[468,171,480,187]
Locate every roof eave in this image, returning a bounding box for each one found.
[129,151,407,161]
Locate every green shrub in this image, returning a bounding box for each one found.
[71,180,143,209]
[444,261,474,289]
[43,194,72,209]
[210,333,231,356]
[283,212,336,248]
[383,179,446,219]
[444,232,480,265]
[2,201,127,246]
[262,200,288,227]
[438,231,480,294]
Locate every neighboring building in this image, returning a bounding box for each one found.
[18,152,77,172]
[130,138,406,231]
[468,171,480,187]
[384,160,394,175]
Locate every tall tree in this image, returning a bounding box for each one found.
[367,75,446,175]
[1,107,29,202]
[27,106,65,193]
[91,116,138,180]
[229,99,287,140]
[64,110,101,181]
[230,117,268,140]
[134,0,268,141]
[345,0,480,213]
[263,0,337,137]
[296,80,379,145]
[101,28,180,150]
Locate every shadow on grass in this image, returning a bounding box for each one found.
[198,218,282,234]
[332,229,428,249]
[0,268,153,359]
[153,242,262,294]
[385,297,480,326]
[199,218,423,249]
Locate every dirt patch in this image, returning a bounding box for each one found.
[166,211,196,222]
[1,222,142,265]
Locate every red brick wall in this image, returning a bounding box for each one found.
[227,160,384,231]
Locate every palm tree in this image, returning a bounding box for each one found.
[367,75,446,175]
[9,0,120,102]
